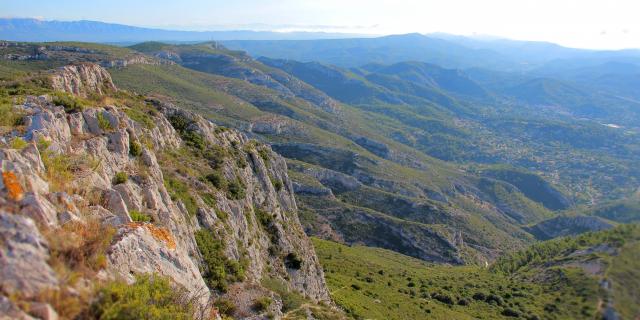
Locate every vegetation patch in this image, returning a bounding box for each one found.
[88,274,193,320]
[194,229,245,292]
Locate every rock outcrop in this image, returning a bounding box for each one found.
[50,62,116,97]
[0,64,334,319]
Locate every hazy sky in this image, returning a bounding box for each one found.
[4,0,640,49]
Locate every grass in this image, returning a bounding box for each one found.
[164,175,198,216]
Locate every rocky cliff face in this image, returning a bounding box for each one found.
[0,63,335,319]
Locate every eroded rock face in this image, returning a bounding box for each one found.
[50,63,116,97]
[0,212,59,298]
[1,79,332,317]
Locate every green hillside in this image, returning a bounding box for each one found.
[314,224,640,320]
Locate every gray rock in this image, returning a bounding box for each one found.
[0,212,59,297]
[0,295,35,320]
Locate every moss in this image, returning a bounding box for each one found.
[88,274,193,320]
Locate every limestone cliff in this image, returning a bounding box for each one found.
[0,63,337,319]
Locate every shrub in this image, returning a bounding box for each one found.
[52,92,85,113]
[284,252,303,270]
[129,210,151,222]
[258,148,270,162]
[97,112,112,131]
[261,278,305,312]
[485,294,505,306]
[457,298,470,306]
[253,296,272,312]
[129,140,143,157]
[10,137,28,149]
[271,178,283,192]
[164,176,197,216]
[45,219,115,273]
[88,274,193,320]
[432,293,454,305]
[113,172,128,185]
[502,308,521,317]
[214,298,236,317]
[351,284,362,290]
[227,179,245,200]
[194,229,244,292]
[205,171,227,190]
[0,102,25,128]
[472,292,487,301]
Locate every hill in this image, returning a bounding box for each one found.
[314,224,640,319]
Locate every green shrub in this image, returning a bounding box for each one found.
[227,179,245,200]
[194,229,244,292]
[129,140,143,157]
[97,112,113,131]
[255,207,279,243]
[261,278,305,312]
[0,102,25,127]
[270,176,283,191]
[129,210,151,222]
[164,176,197,216]
[253,296,272,312]
[10,137,28,149]
[88,274,193,320]
[113,172,128,185]
[213,298,236,317]
[258,148,270,163]
[205,171,227,190]
[52,92,86,113]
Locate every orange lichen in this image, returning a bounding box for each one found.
[2,171,24,201]
[125,222,176,250]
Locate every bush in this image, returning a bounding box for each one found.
[485,294,505,306]
[271,178,283,192]
[194,229,244,292]
[457,298,470,306]
[351,284,362,290]
[227,179,245,200]
[129,210,151,222]
[52,92,85,113]
[253,296,272,312]
[89,274,193,320]
[214,298,236,317]
[164,176,197,216]
[129,140,143,157]
[261,278,305,312]
[10,137,28,149]
[113,172,128,185]
[472,292,487,300]
[502,308,521,317]
[432,293,455,305]
[205,171,227,190]
[97,112,112,131]
[284,252,303,270]
[0,102,25,128]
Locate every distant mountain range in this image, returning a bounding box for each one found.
[0,18,365,43]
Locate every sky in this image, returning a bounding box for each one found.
[3,0,640,49]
